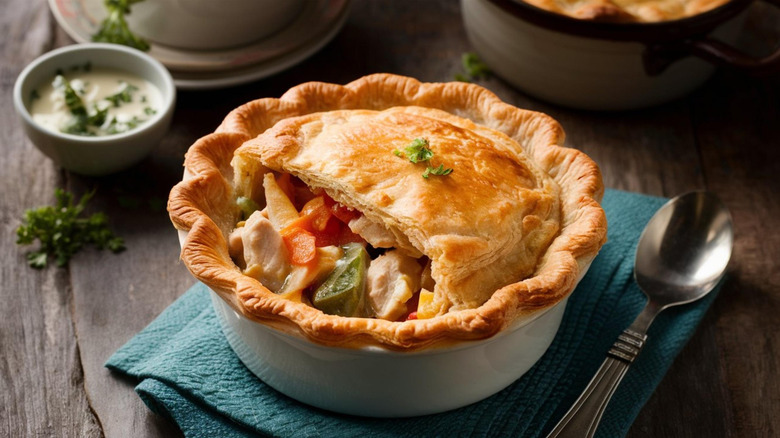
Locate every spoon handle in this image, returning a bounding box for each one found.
[546,326,650,438]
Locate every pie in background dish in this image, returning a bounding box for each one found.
[520,0,731,22]
[168,74,607,350]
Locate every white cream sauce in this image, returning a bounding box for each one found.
[30,67,163,136]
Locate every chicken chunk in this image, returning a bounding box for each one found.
[348,215,396,248]
[348,215,422,258]
[228,226,246,270]
[367,250,423,320]
[241,210,290,292]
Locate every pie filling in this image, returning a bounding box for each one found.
[228,171,436,321]
[225,106,564,322]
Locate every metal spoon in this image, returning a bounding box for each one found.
[547,191,734,438]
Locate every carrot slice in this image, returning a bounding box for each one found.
[281,227,318,266]
[300,197,332,231]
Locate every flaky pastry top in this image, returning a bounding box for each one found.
[521,0,730,22]
[168,74,607,350]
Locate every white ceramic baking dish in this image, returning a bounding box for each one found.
[176,185,590,418]
[462,0,780,110]
[210,284,571,417]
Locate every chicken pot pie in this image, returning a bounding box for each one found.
[520,0,731,22]
[168,74,607,350]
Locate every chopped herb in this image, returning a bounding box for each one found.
[144,107,156,115]
[60,76,87,116]
[140,95,147,103]
[106,115,143,135]
[54,76,101,136]
[88,105,109,127]
[105,82,138,107]
[92,0,150,51]
[423,164,453,179]
[455,52,491,82]
[393,138,453,179]
[16,188,124,268]
[62,116,91,136]
[400,138,434,163]
[57,75,90,134]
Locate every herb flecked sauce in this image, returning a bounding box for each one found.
[30,67,162,137]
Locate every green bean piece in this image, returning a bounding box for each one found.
[312,243,369,317]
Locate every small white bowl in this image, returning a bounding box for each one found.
[14,43,175,176]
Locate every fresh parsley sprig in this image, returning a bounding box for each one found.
[394,138,434,163]
[394,138,453,179]
[423,164,453,179]
[53,76,144,136]
[455,52,491,83]
[60,77,87,116]
[105,82,138,107]
[92,0,150,52]
[16,189,125,268]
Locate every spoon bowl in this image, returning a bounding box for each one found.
[635,191,734,308]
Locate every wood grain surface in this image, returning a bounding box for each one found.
[1,0,778,437]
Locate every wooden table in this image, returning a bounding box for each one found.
[2,1,778,436]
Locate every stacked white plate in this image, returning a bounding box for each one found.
[49,0,350,89]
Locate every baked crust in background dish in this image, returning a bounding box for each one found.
[168,74,607,350]
[520,0,731,22]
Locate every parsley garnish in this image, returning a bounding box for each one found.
[88,105,109,126]
[455,52,491,83]
[423,164,453,179]
[57,76,91,135]
[54,76,103,136]
[52,73,151,136]
[105,82,138,107]
[16,189,125,268]
[394,138,453,179]
[403,138,434,163]
[60,76,87,117]
[92,0,150,52]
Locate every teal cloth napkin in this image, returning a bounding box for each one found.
[107,189,720,437]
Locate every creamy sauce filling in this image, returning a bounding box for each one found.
[29,67,162,137]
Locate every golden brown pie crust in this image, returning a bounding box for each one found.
[521,0,731,22]
[168,74,607,350]
[235,106,562,314]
